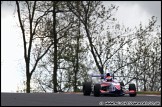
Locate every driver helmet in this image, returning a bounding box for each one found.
[106,73,111,77]
[106,76,112,82]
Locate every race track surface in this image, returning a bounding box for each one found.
[1,93,161,106]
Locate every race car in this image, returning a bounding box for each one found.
[83,73,136,97]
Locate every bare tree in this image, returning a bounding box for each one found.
[124,17,161,91]
[67,1,118,74]
[16,1,52,93]
[30,1,76,93]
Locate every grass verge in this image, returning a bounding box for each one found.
[137,91,161,95]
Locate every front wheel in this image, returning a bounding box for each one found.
[94,84,101,97]
[83,82,92,96]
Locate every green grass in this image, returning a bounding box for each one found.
[137,91,161,95]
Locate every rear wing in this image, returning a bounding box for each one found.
[91,73,115,79]
[91,74,106,79]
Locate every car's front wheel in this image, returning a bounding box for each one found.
[94,84,101,97]
[83,82,92,96]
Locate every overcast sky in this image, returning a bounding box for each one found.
[1,1,161,92]
[106,1,161,27]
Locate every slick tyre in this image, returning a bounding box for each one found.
[94,84,101,97]
[83,82,92,96]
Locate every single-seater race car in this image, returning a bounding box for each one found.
[83,73,136,97]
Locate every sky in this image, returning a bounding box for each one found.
[1,2,25,92]
[106,1,161,28]
[1,1,161,92]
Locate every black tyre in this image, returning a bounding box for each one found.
[129,84,136,97]
[94,84,101,97]
[83,82,92,96]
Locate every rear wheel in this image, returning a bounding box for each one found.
[83,82,92,96]
[129,84,136,97]
[94,84,101,97]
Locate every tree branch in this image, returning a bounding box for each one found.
[93,44,103,67]
[31,43,53,75]
[16,1,27,61]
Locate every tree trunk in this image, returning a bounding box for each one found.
[143,77,147,92]
[150,57,155,91]
[53,1,58,93]
[135,63,138,91]
[74,71,77,92]
[143,79,147,91]
[84,25,104,74]
[143,56,147,91]
[136,78,138,92]
[74,35,79,92]
[26,75,31,93]
[26,62,31,93]
[74,9,81,92]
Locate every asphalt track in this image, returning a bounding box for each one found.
[1,93,161,106]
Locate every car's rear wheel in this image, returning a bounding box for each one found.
[83,82,92,96]
[129,84,136,97]
[94,84,101,97]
